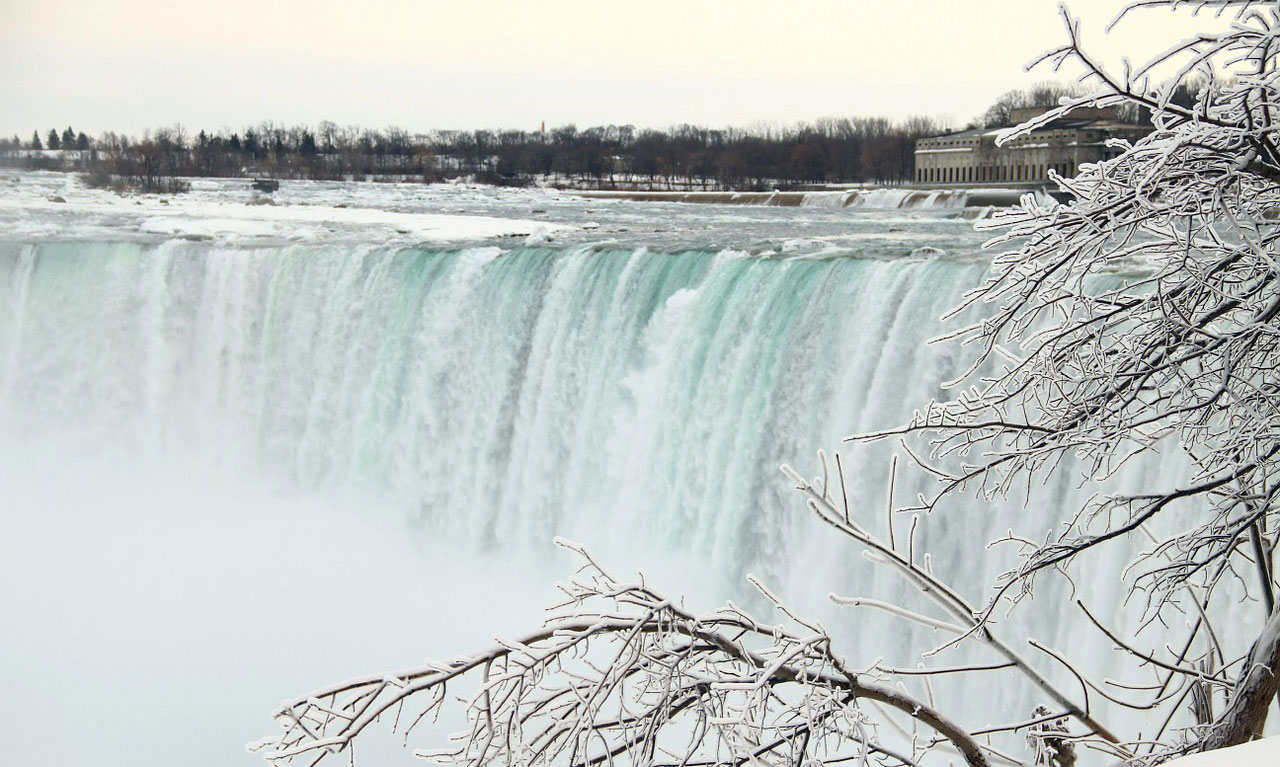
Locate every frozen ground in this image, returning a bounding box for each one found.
[1165,737,1280,766]
[0,170,992,257]
[0,171,571,244]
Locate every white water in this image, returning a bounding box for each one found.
[0,178,1230,766]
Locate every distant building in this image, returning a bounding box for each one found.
[913,106,1152,186]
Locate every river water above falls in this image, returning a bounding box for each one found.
[0,173,1198,767]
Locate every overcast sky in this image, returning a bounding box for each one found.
[0,0,1225,138]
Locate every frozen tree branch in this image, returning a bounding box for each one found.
[250,540,993,767]
[849,0,1280,757]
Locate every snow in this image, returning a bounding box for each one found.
[1164,737,1280,767]
[524,223,557,245]
[800,191,853,208]
[848,188,920,208]
[140,216,278,239]
[0,172,573,244]
[0,169,986,258]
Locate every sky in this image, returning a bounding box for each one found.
[0,0,1230,138]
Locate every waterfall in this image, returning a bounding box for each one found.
[0,241,982,564]
[0,238,1209,765]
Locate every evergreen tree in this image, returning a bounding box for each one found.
[46,129,59,150]
[76,132,90,150]
[243,129,259,158]
[298,130,318,157]
[61,126,75,146]
[31,131,41,150]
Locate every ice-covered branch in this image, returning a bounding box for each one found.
[846,0,1280,756]
[251,542,993,767]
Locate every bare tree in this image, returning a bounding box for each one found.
[252,2,1280,766]
[980,82,1086,128]
[863,0,1280,754]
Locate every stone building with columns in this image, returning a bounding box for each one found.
[913,107,1151,186]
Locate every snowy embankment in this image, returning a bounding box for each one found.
[0,172,574,244]
[128,203,556,243]
[1165,737,1279,766]
[573,186,1041,210]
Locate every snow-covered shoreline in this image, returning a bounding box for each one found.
[0,171,574,245]
[571,186,1043,209]
[1165,736,1280,766]
[0,169,1001,258]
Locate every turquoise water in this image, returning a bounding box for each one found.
[0,185,1209,766]
[0,241,982,576]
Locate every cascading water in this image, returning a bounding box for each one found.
[0,240,986,575]
[0,177,1216,766]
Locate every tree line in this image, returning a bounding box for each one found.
[0,117,952,190]
[0,83,1160,191]
[3,126,95,151]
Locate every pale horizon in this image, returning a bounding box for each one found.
[0,0,1225,138]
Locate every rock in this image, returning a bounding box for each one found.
[48,195,66,203]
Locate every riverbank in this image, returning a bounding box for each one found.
[570,187,1038,208]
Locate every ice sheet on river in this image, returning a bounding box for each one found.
[0,171,572,244]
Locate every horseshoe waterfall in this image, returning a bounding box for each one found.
[0,179,1189,767]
